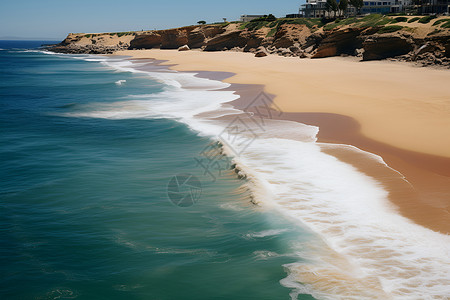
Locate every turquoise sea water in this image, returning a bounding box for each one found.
[3,41,450,300]
[0,42,315,299]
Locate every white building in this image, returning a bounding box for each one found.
[301,0,413,17]
[361,0,412,14]
[301,0,331,18]
[240,15,265,22]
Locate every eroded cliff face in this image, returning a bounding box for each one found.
[51,32,136,54]
[48,17,450,67]
[129,25,228,50]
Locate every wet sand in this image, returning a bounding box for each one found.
[231,84,450,233]
[115,49,450,233]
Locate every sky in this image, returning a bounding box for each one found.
[0,0,305,40]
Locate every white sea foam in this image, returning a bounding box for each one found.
[253,250,283,260]
[246,229,290,238]
[61,55,450,299]
[219,202,245,211]
[236,138,450,299]
[36,50,59,55]
[114,232,217,257]
[115,79,126,86]
[22,49,64,56]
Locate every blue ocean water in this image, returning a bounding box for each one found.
[0,42,315,299]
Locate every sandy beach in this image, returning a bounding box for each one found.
[115,49,450,233]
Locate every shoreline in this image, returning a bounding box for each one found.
[117,50,450,157]
[115,49,450,234]
[97,50,450,297]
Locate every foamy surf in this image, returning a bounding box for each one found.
[245,229,291,239]
[234,137,450,299]
[59,55,450,299]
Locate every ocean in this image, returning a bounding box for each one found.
[1,41,449,300]
[0,41,315,300]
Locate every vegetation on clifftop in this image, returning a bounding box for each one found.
[377,25,403,34]
[50,14,450,68]
[236,14,450,39]
[241,17,325,33]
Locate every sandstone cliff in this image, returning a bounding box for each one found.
[48,15,450,67]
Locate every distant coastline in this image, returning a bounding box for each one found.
[0,37,61,41]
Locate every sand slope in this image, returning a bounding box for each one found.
[116,50,450,158]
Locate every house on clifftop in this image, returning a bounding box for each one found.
[240,15,266,22]
[301,0,415,17]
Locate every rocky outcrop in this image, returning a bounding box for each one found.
[129,33,162,49]
[362,35,414,61]
[312,28,363,58]
[48,44,128,54]
[255,47,268,57]
[178,45,190,51]
[128,25,227,50]
[159,27,194,49]
[60,34,80,46]
[300,32,324,54]
[48,21,450,68]
[414,42,440,57]
[273,24,311,49]
[204,31,248,51]
[243,35,263,52]
[187,28,206,48]
[203,26,226,38]
[426,36,450,59]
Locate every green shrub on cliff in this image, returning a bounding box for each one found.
[433,19,450,27]
[428,29,442,35]
[419,15,437,24]
[323,14,393,30]
[107,31,134,37]
[391,17,408,23]
[361,14,392,27]
[250,14,277,23]
[440,20,450,28]
[266,27,278,37]
[244,17,324,34]
[239,22,248,30]
[324,17,358,30]
[245,21,268,31]
[272,18,324,29]
[407,17,420,23]
[377,25,403,34]
[433,19,446,26]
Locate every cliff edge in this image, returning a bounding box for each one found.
[48,15,450,67]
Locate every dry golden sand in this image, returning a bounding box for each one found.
[115,49,450,232]
[117,50,450,157]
